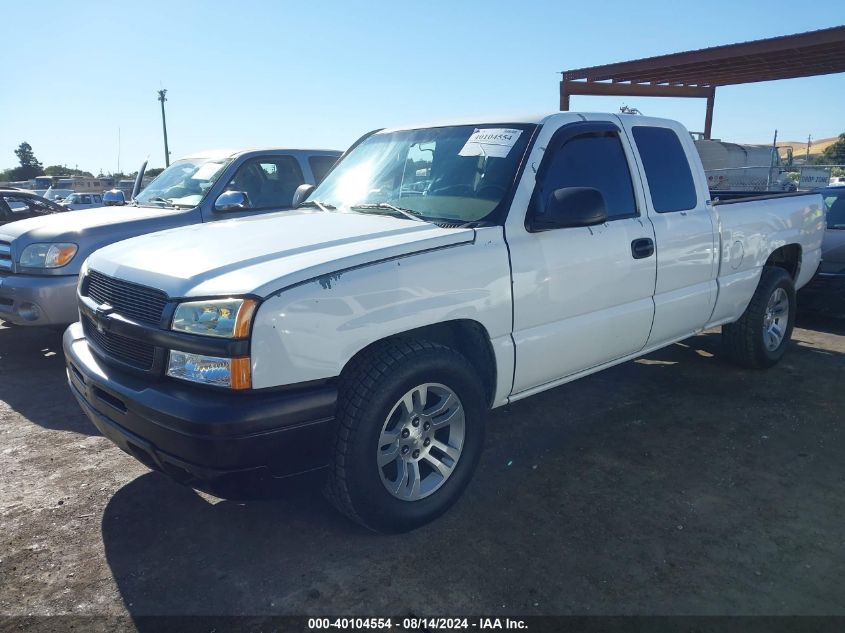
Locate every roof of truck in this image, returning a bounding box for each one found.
[179,148,342,160]
[379,112,678,133]
[380,113,551,133]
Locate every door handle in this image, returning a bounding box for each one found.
[631,237,654,259]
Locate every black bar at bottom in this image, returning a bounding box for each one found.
[2,615,843,633]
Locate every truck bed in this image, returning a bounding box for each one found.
[705,190,825,328]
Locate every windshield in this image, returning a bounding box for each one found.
[135,157,232,208]
[307,124,535,224]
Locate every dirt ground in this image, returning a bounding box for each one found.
[1,315,843,623]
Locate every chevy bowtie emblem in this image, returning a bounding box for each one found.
[95,303,114,333]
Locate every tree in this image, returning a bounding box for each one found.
[12,142,43,180]
[819,133,845,166]
[43,165,94,177]
[145,167,165,178]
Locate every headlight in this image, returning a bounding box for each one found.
[19,243,78,268]
[171,298,257,338]
[167,351,251,390]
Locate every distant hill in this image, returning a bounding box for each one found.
[776,136,839,161]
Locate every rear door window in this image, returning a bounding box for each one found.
[632,126,698,213]
[309,155,338,184]
[226,156,305,210]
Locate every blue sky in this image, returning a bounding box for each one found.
[2,1,843,173]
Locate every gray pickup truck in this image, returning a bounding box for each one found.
[0,148,341,326]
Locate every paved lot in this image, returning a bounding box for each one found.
[1,316,843,621]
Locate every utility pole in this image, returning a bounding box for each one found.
[806,134,812,163]
[157,88,170,167]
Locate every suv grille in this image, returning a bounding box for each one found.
[83,270,168,326]
[0,241,11,271]
[82,315,156,371]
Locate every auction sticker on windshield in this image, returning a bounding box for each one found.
[459,128,523,158]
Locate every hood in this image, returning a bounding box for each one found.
[87,210,475,298]
[0,204,187,243]
[0,204,196,275]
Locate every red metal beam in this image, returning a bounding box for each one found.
[559,82,717,137]
[559,26,845,144]
[561,81,714,103]
[562,25,845,83]
[608,46,845,85]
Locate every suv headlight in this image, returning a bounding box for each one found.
[19,243,78,268]
[171,298,257,338]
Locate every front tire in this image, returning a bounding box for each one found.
[722,266,796,368]
[325,340,486,533]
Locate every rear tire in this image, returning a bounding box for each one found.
[324,339,486,533]
[721,266,796,368]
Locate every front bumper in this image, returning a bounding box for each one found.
[63,322,337,489]
[799,272,845,315]
[0,272,78,325]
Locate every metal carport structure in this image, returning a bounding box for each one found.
[560,26,845,139]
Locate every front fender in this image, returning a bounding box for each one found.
[250,227,513,396]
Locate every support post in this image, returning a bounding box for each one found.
[560,79,571,111]
[704,87,715,139]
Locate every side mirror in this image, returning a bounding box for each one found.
[214,190,251,212]
[102,189,126,206]
[292,183,316,208]
[530,187,608,231]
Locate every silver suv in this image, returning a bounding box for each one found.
[0,148,341,326]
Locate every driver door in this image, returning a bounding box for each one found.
[507,120,657,394]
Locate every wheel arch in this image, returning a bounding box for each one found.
[764,243,802,281]
[339,319,498,408]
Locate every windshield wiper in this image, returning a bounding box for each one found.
[145,196,175,208]
[351,202,427,223]
[299,200,336,212]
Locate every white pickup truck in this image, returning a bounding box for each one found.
[64,113,825,533]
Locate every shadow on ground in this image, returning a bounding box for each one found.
[795,311,845,336]
[101,327,845,619]
[0,323,93,434]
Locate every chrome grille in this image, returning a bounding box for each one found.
[82,315,156,371]
[83,270,167,326]
[0,241,11,271]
